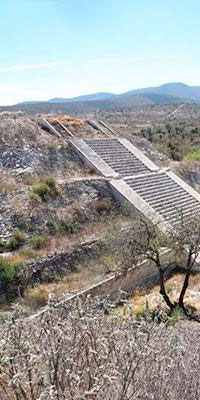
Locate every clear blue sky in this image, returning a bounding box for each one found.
[0,0,200,105]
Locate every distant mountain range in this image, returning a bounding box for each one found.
[48,92,114,103]
[1,83,200,114]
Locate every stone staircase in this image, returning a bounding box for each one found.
[125,172,200,227]
[85,139,150,177]
[70,137,200,233]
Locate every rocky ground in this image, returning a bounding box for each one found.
[0,109,200,314]
[130,273,200,315]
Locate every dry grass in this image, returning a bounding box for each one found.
[23,287,48,310]
[3,212,130,266]
[130,273,200,313]
[0,179,18,194]
[23,261,106,310]
[47,115,84,127]
[5,247,39,267]
[46,139,59,150]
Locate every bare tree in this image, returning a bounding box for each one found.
[121,218,175,311]
[122,214,200,314]
[169,214,200,311]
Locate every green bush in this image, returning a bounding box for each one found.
[46,219,58,235]
[29,191,41,203]
[17,219,28,230]
[31,235,46,250]
[30,177,57,202]
[32,183,51,202]
[0,239,6,253]
[170,306,184,325]
[184,149,200,161]
[44,176,56,188]
[0,257,23,283]
[166,285,173,294]
[134,305,147,321]
[7,230,25,251]
[59,220,77,234]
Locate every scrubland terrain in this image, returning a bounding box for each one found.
[0,112,138,314]
[0,106,200,399]
[0,107,200,315]
[0,297,200,400]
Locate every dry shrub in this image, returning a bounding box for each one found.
[23,287,48,309]
[46,139,59,150]
[0,297,200,399]
[30,176,57,202]
[0,179,18,194]
[6,253,25,266]
[48,114,83,127]
[96,199,113,214]
[18,247,38,261]
[6,230,25,251]
[31,234,46,250]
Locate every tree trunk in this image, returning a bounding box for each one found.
[179,269,191,310]
[159,269,175,311]
[179,251,193,311]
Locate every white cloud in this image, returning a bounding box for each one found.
[84,54,188,65]
[0,54,189,74]
[0,82,27,105]
[0,61,69,73]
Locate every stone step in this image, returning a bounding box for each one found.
[134,186,185,201]
[86,139,118,144]
[126,174,171,186]
[132,182,181,195]
[102,159,143,166]
[88,143,123,148]
[154,198,198,212]
[117,169,148,175]
[159,203,200,219]
[126,176,176,188]
[144,194,189,207]
[165,206,200,223]
[71,138,200,230]
[149,194,192,207]
[125,171,200,226]
[93,148,141,158]
[113,164,146,171]
[104,156,144,161]
[173,209,200,226]
[84,138,151,176]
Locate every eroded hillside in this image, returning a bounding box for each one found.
[1,110,200,315]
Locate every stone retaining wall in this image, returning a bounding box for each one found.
[26,238,106,283]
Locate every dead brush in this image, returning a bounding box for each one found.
[0,179,18,194]
[48,114,84,127]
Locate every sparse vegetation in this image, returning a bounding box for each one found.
[184,149,200,161]
[0,230,26,253]
[30,176,57,202]
[24,286,48,309]
[120,214,200,316]
[0,297,200,399]
[96,198,113,214]
[0,256,24,298]
[0,179,18,194]
[30,234,46,250]
[59,220,78,234]
[28,191,41,203]
[46,219,58,234]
